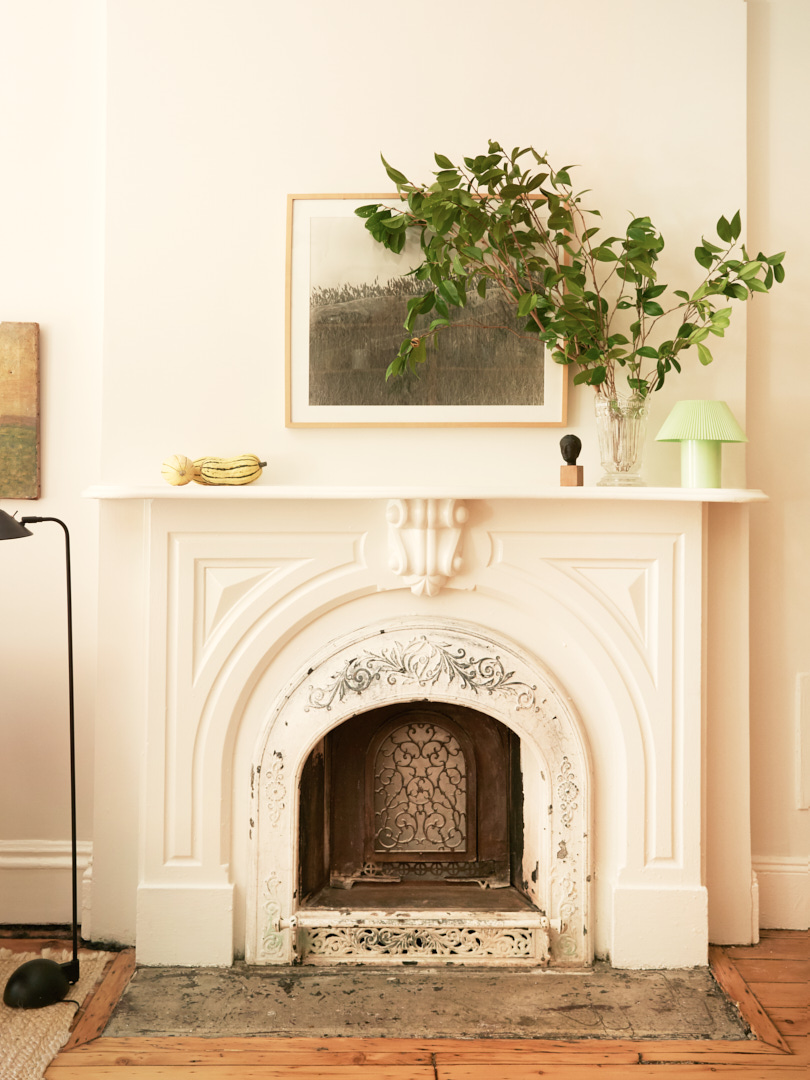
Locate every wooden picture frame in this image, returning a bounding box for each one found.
[285,194,567,427]
[0,322,40,498]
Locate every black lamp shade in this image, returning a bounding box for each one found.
[0,509,33,540]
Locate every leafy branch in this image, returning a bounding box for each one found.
[356,142,785,396]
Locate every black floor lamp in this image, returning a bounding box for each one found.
[1,509,80,1008]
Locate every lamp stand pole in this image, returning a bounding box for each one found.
[2,515,80,1006]
[24,518,81,983]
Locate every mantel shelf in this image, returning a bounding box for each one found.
[83,483,767,504]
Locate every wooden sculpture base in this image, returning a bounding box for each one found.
[560,464,584,487]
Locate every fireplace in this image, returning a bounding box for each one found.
[249,619,589,966]
[85,485,761,970]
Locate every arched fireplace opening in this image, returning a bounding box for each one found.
[298,702,535,913]
[249,620,589,967]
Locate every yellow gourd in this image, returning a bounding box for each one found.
[160,454,195,486]
[192,454,267,486]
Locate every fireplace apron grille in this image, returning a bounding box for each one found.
[295,909,551,965]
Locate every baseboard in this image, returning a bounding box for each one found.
[0,839,92,925]
[752,855,810,930]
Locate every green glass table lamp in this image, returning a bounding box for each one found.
[655,400,747,488]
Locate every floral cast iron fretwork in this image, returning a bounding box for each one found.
[557,756,579,829]
[300,925,543,961]
[261,872,286,961]
[555,870,580,958]
[306,635,537,713]
[263,754,286,827]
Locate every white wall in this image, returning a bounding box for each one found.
[0,1,104,920]
[1,0,806,934]
[100,0,747,491]
[747,0,810,928]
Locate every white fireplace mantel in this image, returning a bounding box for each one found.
[85,483,759,969]
[85,483,766,503]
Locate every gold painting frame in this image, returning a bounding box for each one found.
[285,195,568,428]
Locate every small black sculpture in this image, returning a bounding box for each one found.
[560,434,582,465]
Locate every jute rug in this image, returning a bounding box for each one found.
[0,948,111,1080]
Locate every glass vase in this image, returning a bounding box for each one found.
[594,392,649,487]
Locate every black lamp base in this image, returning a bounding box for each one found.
[3,957,80,1009]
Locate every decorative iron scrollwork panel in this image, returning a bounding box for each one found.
[300,924,546,962]
[373,722,467,854]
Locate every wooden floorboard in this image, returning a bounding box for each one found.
[707,944,790,1050]
[28,932,810,1078]
[767,1010,809,1036]
[65,950,138,1050]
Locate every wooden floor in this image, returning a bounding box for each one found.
[18,930,810,1078]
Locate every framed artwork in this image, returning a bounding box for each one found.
[0,322,40,498]
[285,195,567,427]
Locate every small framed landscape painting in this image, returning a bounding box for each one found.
[0,322,40,499]
[285,195,567,427]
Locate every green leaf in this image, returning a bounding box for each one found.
[674,289,690,301]
[517,292,537,317]
[774,262,786,283]
[697,342,713,366]
[574,366,606,386]
[738,261,763,280]
[355,203,381,219]
[642,300,664,316]
[437,279,462,306]
[694,246,714,270]
[730,210,742,240]
[747,277,770,293]
[716,215,733,243]
[386,229,406,254]
[636,346,659,358]
[725,282,749,300]
[381,154,409,187]
[435,152,455,169]
[409,338,428,368]
[628,258,657,279]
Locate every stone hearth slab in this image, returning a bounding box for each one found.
[104,962,750,1040]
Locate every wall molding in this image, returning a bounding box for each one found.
[0,840,93,926]
[0,840,93,871]
[752,855,810,930]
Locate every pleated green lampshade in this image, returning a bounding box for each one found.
[655,400,747,443]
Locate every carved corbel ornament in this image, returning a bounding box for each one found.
[386,498,469,597]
